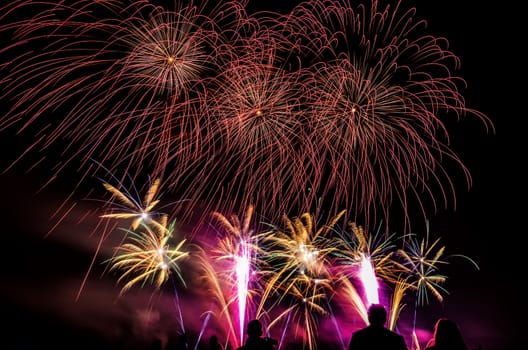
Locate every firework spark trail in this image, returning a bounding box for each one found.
[105,220,189,296]
[265,0,494,232]
[278,311,293,350]
[0,0,493,235]
[193,247,239,348]
[331,221,405,325]
[0,0,238,192]
[0,1,492,347]
[324,298,347,350]
[257,211,345,350]
[209,205,265,347]
[171,277,187,336]
[388,278,411,331]
[358,254,379,307]
[338,278,368,325]
[195,309,213,350]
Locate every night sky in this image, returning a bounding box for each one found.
[0,1,524,350]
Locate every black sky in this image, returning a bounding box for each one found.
[0,1,525,350]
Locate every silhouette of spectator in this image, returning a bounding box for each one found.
[165,335,178,350]
[167,333,188,350]
[209,335,223,350]
[151,338,163,350]
[424,318,468,350]
[237,319,277,350]
[348,303,408,350]
[178,333,189,350]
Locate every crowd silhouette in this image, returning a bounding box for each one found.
[135,309,478,350]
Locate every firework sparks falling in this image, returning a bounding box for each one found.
[330,221,411,328]
[106,220,189,296]
[0,0,493,232]
[270,0,494,230]
[100,177,164,231]
[257,210,345,350]
[209,205,265,347]
[0,1,493,348]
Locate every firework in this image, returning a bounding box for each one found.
[268,0,494,231]
[209,205,265,346]
[387,221,479,343]
[100,177,165,231]
[106,220,189,296]
[0,0,493,233]
[395,231,450,306]
[171,55,311,223]
[256,210,345,350]
[0,1,491,348]
[0,0,238,189]
[331,221,404,325]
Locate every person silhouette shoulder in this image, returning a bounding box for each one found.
[209,335,223,350]
[238,319,277,350]
[348,303,408,350]
[424,318,468,350]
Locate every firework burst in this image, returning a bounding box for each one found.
[257,210,345,350]
[388,221,479,340]
[100,177,165,231]
[393,225,476,306]
[0,1,492,348]
[331,221,404,324]
[209,205,266,346]
[0,0,493,233]
[0,0,235,188]
[106,219,189,296]
[173,56,311,223]
[269,0,494,231]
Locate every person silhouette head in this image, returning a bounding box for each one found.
[348,303,408,350]
[209,335,222,350]
[243,319,276,350]
[367,303,387,327]
[151,338,163,350]
[246,319,263,338]
[427,318,468,350]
